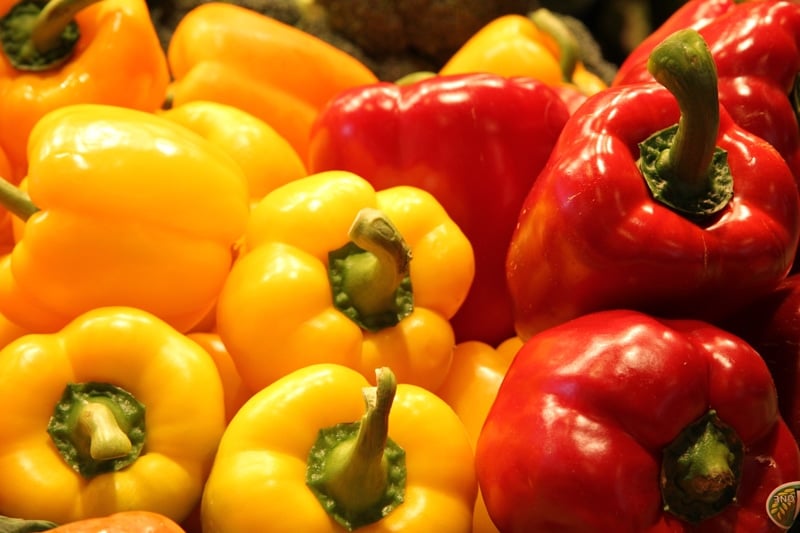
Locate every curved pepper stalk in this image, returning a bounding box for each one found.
[306,367,406,531]
[328,208,414,332]
[637,28,733,220]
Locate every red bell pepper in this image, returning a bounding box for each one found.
[613,0,800,181]
[507,29,800,340]
[307,73,570,346]
[476,309,800,532]
[722,273,800,444]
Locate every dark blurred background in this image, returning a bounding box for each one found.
[147,0,689,82]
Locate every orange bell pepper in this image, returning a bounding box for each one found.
[187,331,253,423]
[166,2,379,161]
[46,511,186,533]
[440,9,606,107]
[435,336,522,533]
[0,0,169,182]
[0,103,250,334]
[0,145,13,255]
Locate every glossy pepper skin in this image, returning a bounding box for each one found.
[0,0,169,182]
[507,30,800,340]
[476,309,800,532]
[46,511,186,533]
[722,274,800,444]
[159,100,307,203]
[216,170,474,392]
[440,10,606,112]
[613,0,800,180]
[308,73,569,346]
[435,337,521,533]
[166,1,378,161]
[201,364,477,532]
[0,104,250,334]
[0,306,226,525]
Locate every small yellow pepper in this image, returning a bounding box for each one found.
[0,103,250,334]
[436,336,522,533]
[160,100,307,202]
[440,10,606,98]
[0,306,226,525]
[201,364,477,532]
[187,331,253,423]
[216,170,474,392]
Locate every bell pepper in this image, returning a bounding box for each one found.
[507,29,800,340]
[166,1,379,161]
[186,331,253,424]
[476,309,800,532]
[0,144,14,255]
[44,511,186,533]
[721,273,800,444]
[0,103,250,334]
[0,0,169,182]
[435,337,521,533]
[159,100,307,202]
[201,364,477,532]
[613,0,800,181]
[440,9,607,109]
[216,170,474,392]
[0,306,226,525]
[307,72,569,346]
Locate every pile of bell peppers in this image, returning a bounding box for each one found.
[0,0,799,532]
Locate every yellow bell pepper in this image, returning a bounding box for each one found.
[159,100,307,202]
[201,364,477,532]
[0,306,226,525]
[0,103,250,334]
[216,170,474,392]
[435,336,523,533]
[440,9,606,98]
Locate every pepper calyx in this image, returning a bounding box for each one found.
[661,409,744,522]
[0,515,58,532]
[328,207,413,332]
[47,381,146,478]
[0,0,100,71]
[636,28,733,221]
[306,367,406,531]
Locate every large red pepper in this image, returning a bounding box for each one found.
[613,0,800,181]
[307,73,570,346]
[476,309,800,532]
[721,273,800,444]
[507,29,800,340]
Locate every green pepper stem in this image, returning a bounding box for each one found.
[342,208,411,317]
[78,401,133,461]
[0,176,38,221]
[321,367,396,513]
[661,410,743,522]
[31,0,101,53]
[647,28,720,197]
[529,8,579,83]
